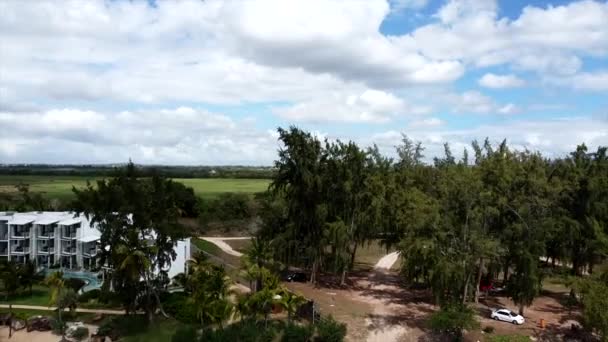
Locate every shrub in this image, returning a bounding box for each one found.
[78,289,101,303]
[65,278,86,292]
[428,304,479,341]
[71,326,89,341]
[199,320,277,342]
[97,315,148,339]
[483,326,495,334]
[315,315,347,342]
[50,316,66,335]
[162,293,198,324]
[282,323,313,342]
[172,325,198,342]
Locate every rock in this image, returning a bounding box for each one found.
[26,315,52,332]
[11,318,26,331]
[0,313,10,325]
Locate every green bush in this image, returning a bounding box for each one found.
[282,323,313,342]
[172,325,198,342]
[78,289,101,303]
[315,315,347,342]
[71,326,89,341]
[428,304,479,341]
[199,320,277,342]
[162,293,198,324]
[97,315,149,339]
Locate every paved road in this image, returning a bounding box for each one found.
[0,304,125,315]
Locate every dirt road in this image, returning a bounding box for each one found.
[200,236,251,257]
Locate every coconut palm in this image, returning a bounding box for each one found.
[242,237,274,292]
[280,290,307,323]
[44,271,65,306]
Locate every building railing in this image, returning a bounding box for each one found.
[83,248,97,257]
[11,229,30,238]
[38,230,56,238]
[62,232,77,239]
[0,233,7,240]
[62,246,76,254]
[38,246,55,254]
[11,245,30,254]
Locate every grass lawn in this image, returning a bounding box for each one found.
[1,284,51,306]
[352,240,394,271]
[191,238,242,267]
[0,175,270,201]
[223,239,252,253]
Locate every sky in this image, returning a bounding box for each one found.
[0,0,606,165]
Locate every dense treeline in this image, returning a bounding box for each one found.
[0,164,275,179]
[257,126,607,327]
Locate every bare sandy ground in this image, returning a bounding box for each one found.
[0,324,98,342]
[200,236,251,257]
[374,252,400,270]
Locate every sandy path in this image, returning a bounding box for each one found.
[374,251,400,270]
[0,304,125,315]
[0,324,98,342]
[200,236,251,257]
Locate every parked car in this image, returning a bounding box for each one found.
[490,308,525,325]
[285,272,307,282]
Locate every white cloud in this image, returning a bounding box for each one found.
[570,71,608,91]
[401,0,608,75]
[367,117,608,161]
[409,118,445,128]
[273,89,431,123]
[498,103,520,115]
[0,107,278,165]
[479,73,525,88]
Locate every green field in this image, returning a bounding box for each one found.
[0,175,270,201]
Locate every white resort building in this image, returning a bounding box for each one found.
[0,211,190,279]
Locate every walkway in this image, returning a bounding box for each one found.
[200,236,251,257]
[373,251,400,270]
[0,304,125,315]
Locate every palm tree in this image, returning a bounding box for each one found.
[44,271,65,306]
[0,261,21,338]
[243,237,273,292]
[190,265,233,331]
[44,271,67,341]
[19,260,37,295]
[280,291,307,323]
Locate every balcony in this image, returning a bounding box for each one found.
[38,229,56,238]
[61,245,76,254]
[61,230,77,239]
[0,232,7,240]
[38,245,55,254]
[11,245,30,254]
[83,247,97,257]
[11,228,31,239]
[0,248,7,255]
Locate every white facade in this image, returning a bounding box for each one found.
[0,211,190,277]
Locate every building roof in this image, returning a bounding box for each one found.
[35,217,62,225]
[8,216,36,225]
[79,234,100,243]
[58,218,82,226]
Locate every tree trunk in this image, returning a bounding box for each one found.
[340,269,347,286]
[518,304,524,316]
[349,244,358,269]
[310,258,318,284]
[8,303,12,338]
[462,272,471,304]
[503,261,510,284]
[474,258,484,304]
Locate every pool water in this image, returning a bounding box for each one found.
[43,269,102,293]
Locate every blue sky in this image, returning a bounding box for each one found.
[0,0,606,165]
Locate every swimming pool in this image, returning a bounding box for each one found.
[43,269,102,293]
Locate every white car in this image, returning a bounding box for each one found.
[490,308,525,325]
